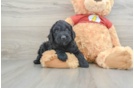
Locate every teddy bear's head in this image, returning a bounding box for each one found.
[71,0,114,16]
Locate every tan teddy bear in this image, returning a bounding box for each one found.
[40,0,133,69]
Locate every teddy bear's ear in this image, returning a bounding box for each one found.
[70,0,89,15]
[70,0,76,4]
[109,0,114,7]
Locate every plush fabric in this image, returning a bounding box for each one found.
[40,0,133,69]
[96,46,133,69]
[71,0,113,16]
[40,50,79,68]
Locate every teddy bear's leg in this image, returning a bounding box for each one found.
[96,46,133,69]
[40,50,79,68]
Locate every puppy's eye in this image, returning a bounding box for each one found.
[65,28,68,31]
[55,29,59,33]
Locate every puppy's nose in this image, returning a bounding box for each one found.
[61,35,66,41]
[94,0,102,2]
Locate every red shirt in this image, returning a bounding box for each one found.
[71,14,112,29]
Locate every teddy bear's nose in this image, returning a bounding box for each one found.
[94,0,102,1]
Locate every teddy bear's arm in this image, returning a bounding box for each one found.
[65,17,74,26]
[109,25,121,47]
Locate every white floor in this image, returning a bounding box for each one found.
[1,59,133,88]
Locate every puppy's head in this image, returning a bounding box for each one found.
[48,20,75,46]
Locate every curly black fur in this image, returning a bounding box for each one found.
[33,20,89,68]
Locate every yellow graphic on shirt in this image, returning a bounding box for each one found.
[88,15,101,23]
[92,15,97,22]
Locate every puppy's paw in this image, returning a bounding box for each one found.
[33,60,41,64]
[56,50,68,61]
[79,60,89,68]
[57,53,68,61]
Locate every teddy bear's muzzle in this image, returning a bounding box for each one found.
[84,0,106,12]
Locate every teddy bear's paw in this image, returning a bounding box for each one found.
[40,60,45,67]
[66,53,79,69]
[41,50,57,62]
[96,46,133,69]
[40,50,57,67]
[104,46,133,70]
[125,47,134,68]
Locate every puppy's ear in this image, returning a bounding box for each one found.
[67,23,75,40]
[48,32,53,43]
[71,27,75,40]
[48,22,56,43]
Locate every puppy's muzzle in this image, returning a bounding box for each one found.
[61,35,66,41]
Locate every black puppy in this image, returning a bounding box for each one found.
[34,20,89,68]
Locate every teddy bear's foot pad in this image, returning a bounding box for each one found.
[96,46,133,69]
[105,47,133,69]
